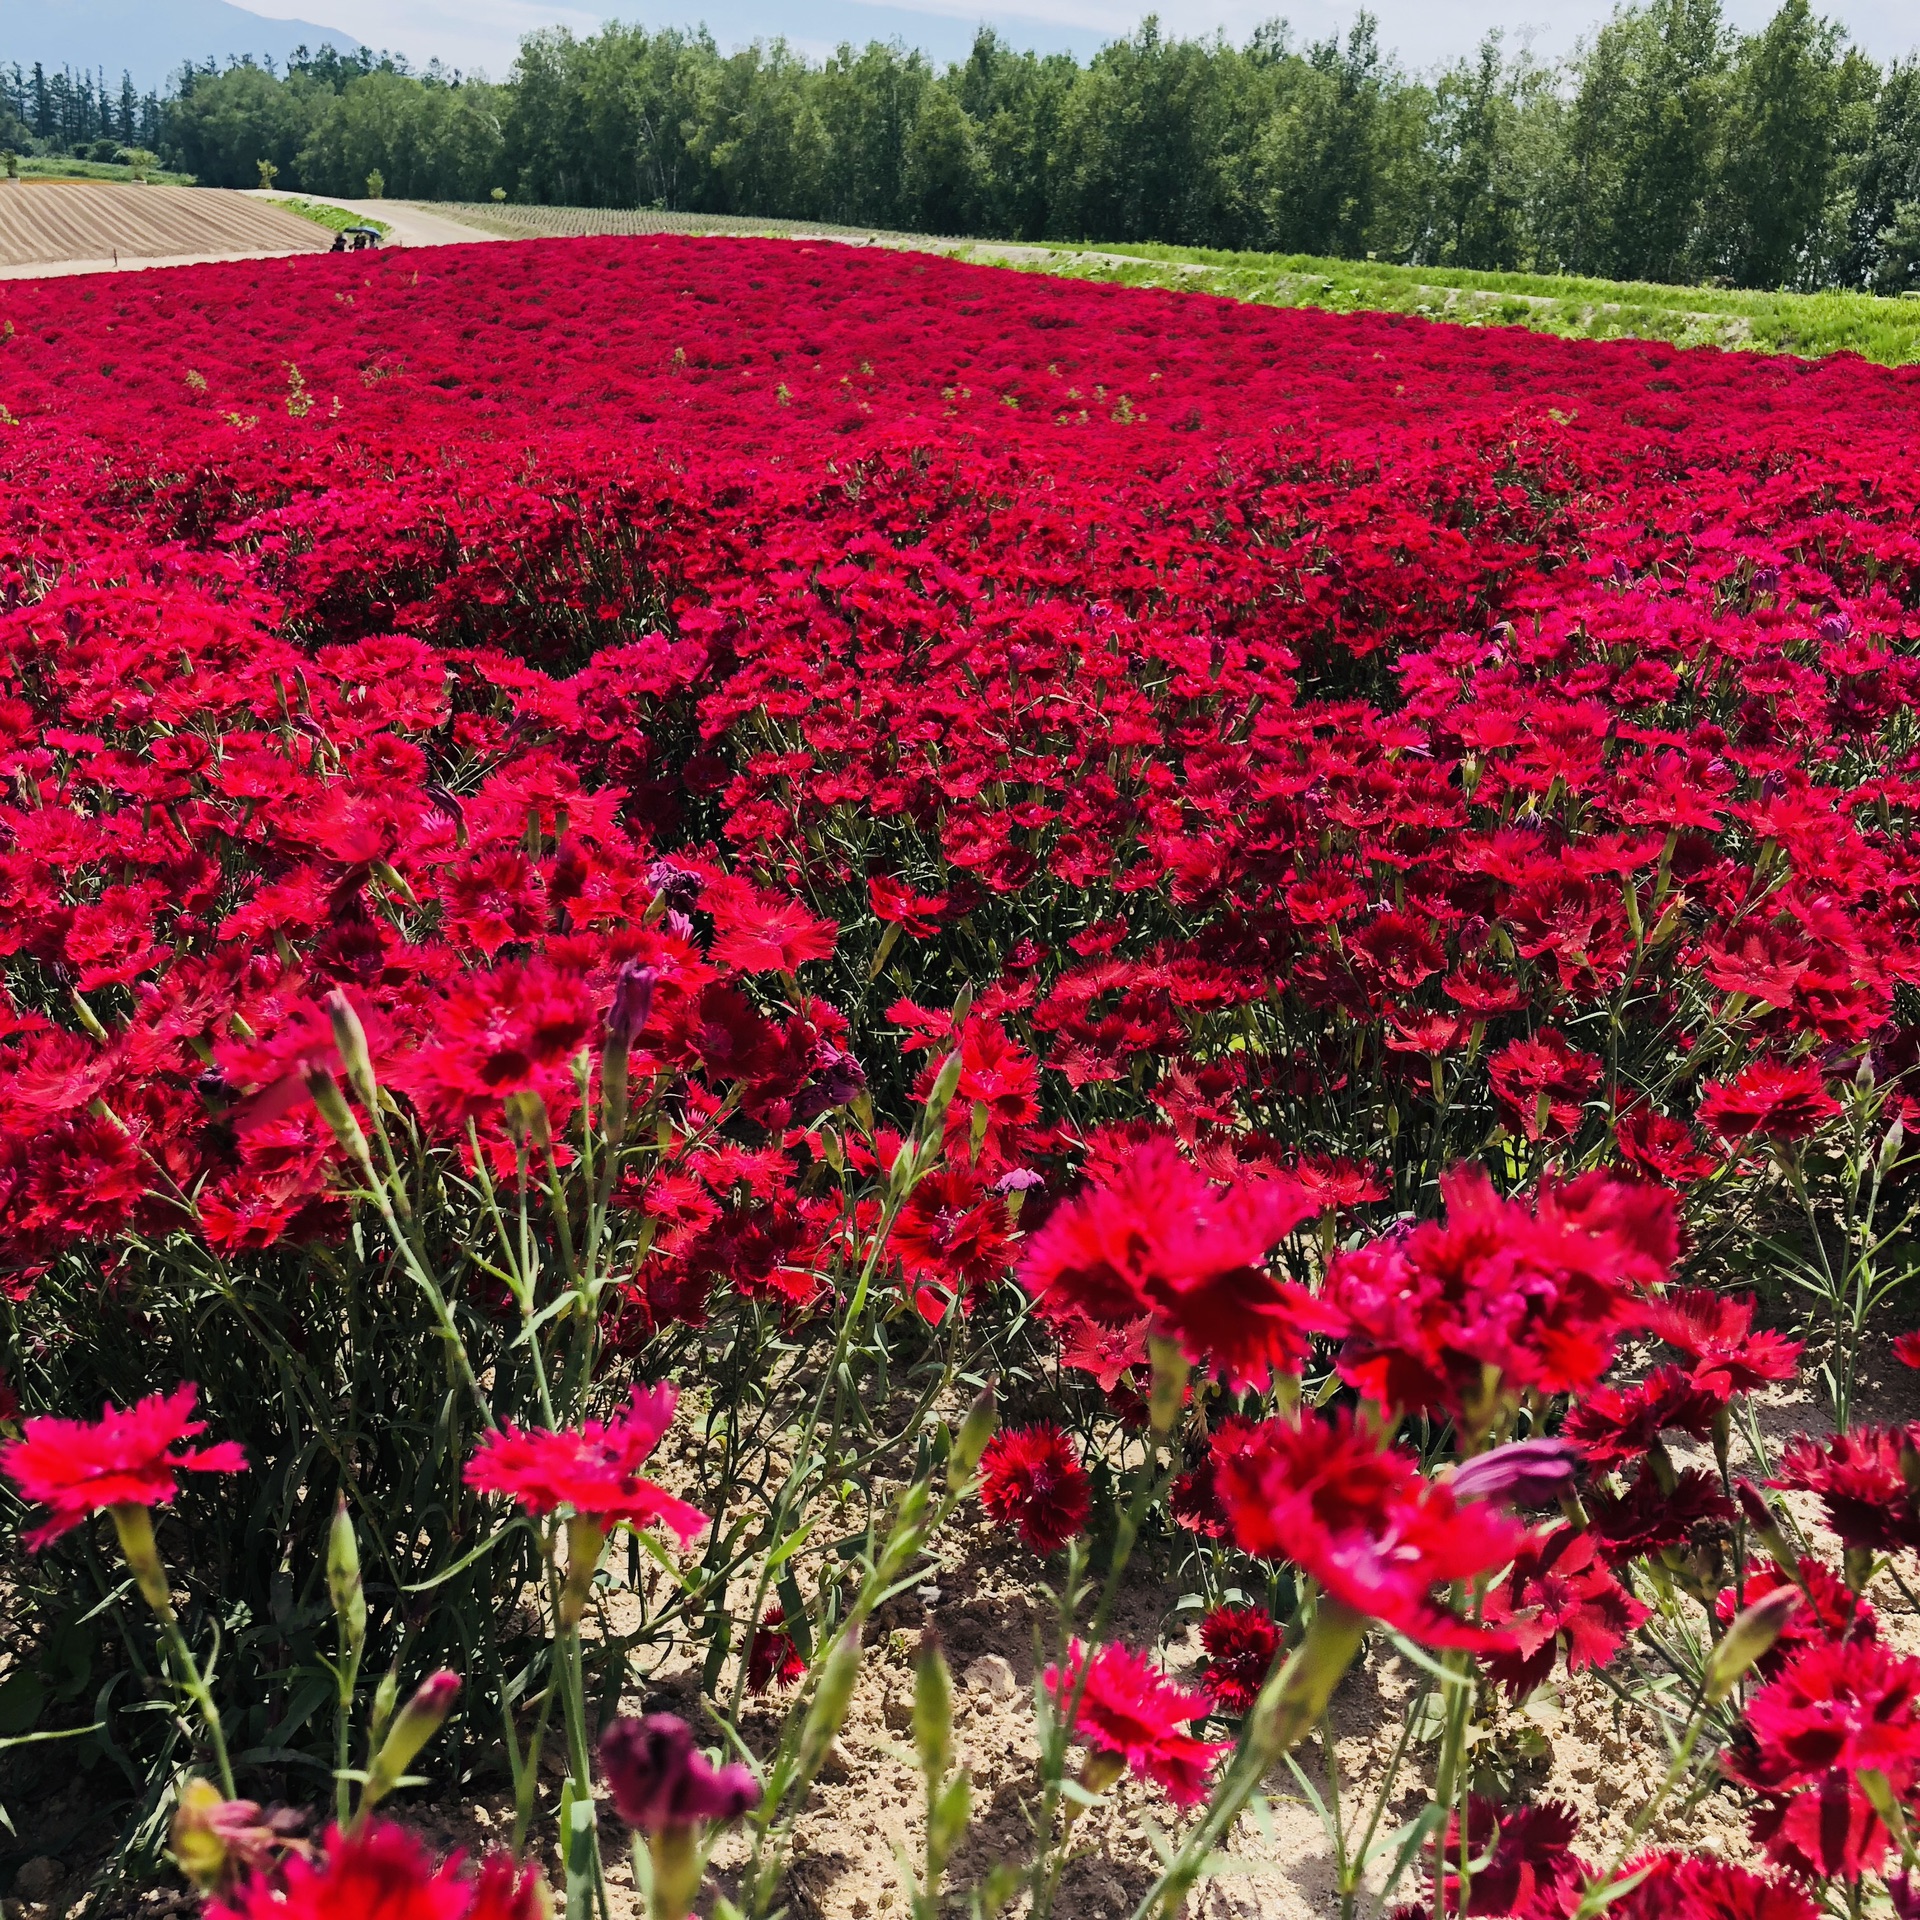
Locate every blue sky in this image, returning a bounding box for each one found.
[225,0,1920,83]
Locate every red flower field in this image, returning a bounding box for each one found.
[4,236,1920,1915]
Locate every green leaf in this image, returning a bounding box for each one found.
[401,1517,532,1592]
[0,1672,46,1738]
[0,1721,102,1753]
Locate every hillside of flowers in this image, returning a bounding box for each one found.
[3,235,1920,1918]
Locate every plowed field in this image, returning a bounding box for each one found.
[0,183,328,271]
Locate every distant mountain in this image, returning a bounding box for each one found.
[4,0,359,91]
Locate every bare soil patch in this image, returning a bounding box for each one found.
[0,185,328,275]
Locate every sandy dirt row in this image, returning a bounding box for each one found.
[0,185,332,274]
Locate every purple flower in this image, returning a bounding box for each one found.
[599,1714,761,1833]
[992,1168,1044,1195]
[648,861,701,913]
[1449,1438,1581,1510]
[793,1042,867,1121]
[607,963,658,1046]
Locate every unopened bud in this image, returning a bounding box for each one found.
[1705,1588,1800,1703]
[947,1385,997,1492]
[648,1824,702,1920]
[1450,1438,1582,1510]
[798,1624,863,1782]
[607,963,658,1047]
[364,1670,461,1808]
[304,1066,369,1161]
[325,988,377,1110]
[1248,1600,1367,1766]
[1148,1336,1190,1437]
[169,1778,230,1891]
[926,1770,971,1874]
[559,1515,607,1630]
[368,1668,400,1746]
[912,1632,954,1787]
[1879,1118,1906,1182]
[1734,1478,1794,1567]
[370,859,416,905]
[504,1089,551,1150]
[873,1481,932,1593]
[920,1048,964,1142]
[1068,1748,1126,1821]
[887,1137,916,1199]
[328,1495,366,1651]
[70,987,109,1042]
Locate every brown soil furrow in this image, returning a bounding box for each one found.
[0,184,329,268]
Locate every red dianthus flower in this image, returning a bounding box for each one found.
[1641,1288,1802,1396]
[1699,1061,1840,1143]
[1586,1465,1734,1565]
[746,1606,806,1692]
[207,1818,545,1920]
[1726,1639,1920,1882]
[1563,1365,1724,1471]
[1,1384,246,1549]
[1044,1640,1227,1805]
[1322,1165,1676,1427]
[1198,1604,1279,1715]
[891,1166,1013,1322]
[1481,1525,1647,1696]
[1595,1853,1816,1920]
[1019,1135,1325,1388]
[463,1385,707,1543]
[1770,1426,1920,1555]
[978,1422,1091,1554]
[1716,1557,1874,1678]
[1213,1408,1523,1649]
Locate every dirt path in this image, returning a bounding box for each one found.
[247,193,506,249]
[0,183,327,278]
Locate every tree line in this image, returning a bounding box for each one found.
[12,2,1920,293]
[1,64,165,157]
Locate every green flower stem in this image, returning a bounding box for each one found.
[724,1173,909,1725]
[1030,1425,1170,1920]
[320,1080,491,1424]
[1575,1696,1708,1918]
[1132,1598,1368,1920]
[110,1506,237,1800]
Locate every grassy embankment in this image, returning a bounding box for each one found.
[268,196,392,238]
[5,154,195,186]
[1042,240,1920,366]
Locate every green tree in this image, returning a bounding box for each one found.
[1845,59,1920,288]
[813,41,932,228]
[1710,0,1846,286]
[1424,34,1524,268]
[902,82,979,233]
[698,42,827,220]
[295,71,502,200]
[1244,17,1392,258]
[164,63,322,189]
[1557,0,1728,282]
[956,33,1075,242]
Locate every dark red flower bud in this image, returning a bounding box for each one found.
[1450,1438,1583,1509]
[599,1714,761,1834]
[1736,1478,1779,1534]
[607,964,658,1047]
